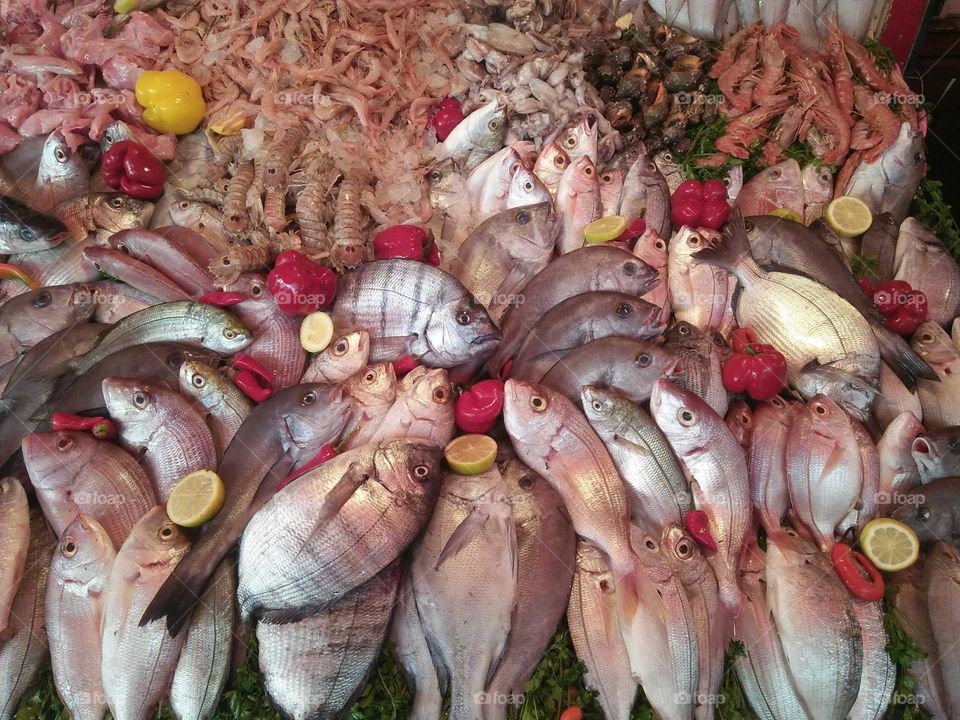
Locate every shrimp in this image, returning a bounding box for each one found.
[843,31,897,94]
[296,179,328,250]
[753,23,797,107]
[716,98,790,159]
[263,126,308,191]
[761,103,804,165]
[223,162,255,235]
[203,132,242,185]
[208,241,274,285]
[824,21,854,118]
[263,188,287,233]
[331,172,369,270]
[718,34,760,112]
[853,84,901,162]
[709,21,762,79]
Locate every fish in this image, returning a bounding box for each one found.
[107,227,220,296]
[662,321,730,417]
[668,227,736,335]
[22,431,157,548]
[490,246,659,375]
[748,396,801,534]
[103,378,218,502]
[450,203,559,323]
[257,560,401,720]
[45,514,116,720]
[912,321,960,430]
[599,167,624,217]
[801,163,833,224]
[53,192,155,243]
[582,386,690,532]
[567,540,637,720]
[92,280,157,324]
[843,122,925,222]
[484,458,576,719]
[0,284,98,370]
[912,427,960,484]
[140,383,353,636]
[858,212,898,284]
[83,246,192,302]
[786,394,863,550]
[891,579,951,718]
[170,558,235,720]
[875,361,923,430]
[556,156,601,254]
[331,260,500,369]
[532,141,569,196]
[764,529,863,720]
[411,464,517,720]
[651,379,750,612]
[390,568,444,720]
[0,513,52,720]
[508,292,663,381]
[619,151,671,240]
[178,359,252,460]
[877,411,923,511]
[540,336,676,406]
[0,477,29,641]
[848,598,896,720]
[467,147,520,222]
[0,195,66,253]
[734,159,804,218]
[726,398,754,452]
[101,507,190,720]
[891,477,960,548]
[695,214,880,384]
[792,362,879,422]
[29,132,90,212]
[633,228,671,324]
[301,331,370,385]
[924,542,960,718]
[237,439,441,622]
[369,366,455,447]
[894,217,960,326]
[653,150,685,195]
[436,100,506,171]
[555,115,599,165]
[341,362,398,450]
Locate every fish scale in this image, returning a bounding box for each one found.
[0,477,29,641]
[925,542,960,718]
[748,397,800,534]
[390,568,444,720]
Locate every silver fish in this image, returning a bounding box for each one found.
[891,477,960,549]
[178,359,253,460]
[662,321,730,418]
[390,567,444,720]
[748,396,801,534]
[894,217,960,326]
[0,195,66,253]
[911,427,960,484]
[436,100,506,171]
[848,598,895,720]
[0,477,29,641]
[912,321,960,430]
[0,284,98,370]
[924,542,960,718]
[341,362,398,450]
[29,132,90,212]
[877,411,923,512]
[300,331,371,384]
[843,122,925,222]
[792,362,879,422]
[653,150,685,195]
[668,227,736,336]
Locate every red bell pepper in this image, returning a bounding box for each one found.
[428,98,464,141]
[455,379,505,434]
[673,179,704,202]
[231,353,274,402]
[266,250,337,316]
[700,198,730,229]
[50,412,117,440]
[374,225,440,266]
[868,279,927,336]
[701,178,727,202]
[684,510,718,553]
[670,178,730,230]
[101,140,165,200]
[831,542,885,601]
[872,279,912,315]
[670,197,703,228]
[393,355,419,377]
[277,442,337,490]
[722,327,787,401]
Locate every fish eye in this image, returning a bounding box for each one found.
[267,166,277,176]
[60,537,78,557]
[223,328,236,340]
[676,540,692,558]
[54,146,68,163]
[33,290,52,309]
[333,339,349,356]
[179,200,190,210]
[167,352,185,368]
[916,506,930,521]
[19,226,35,241]
[744,220,754,232]
[488,118,502,131]
[636,352,652,367]
[428,170,442,182]
[56,434,74,452]
[158,523,176,541]
[519,475,534,489]
[921,332,934,342]
[813,403,827,415]
[584,165,594,176]
[591,400,603,411]
[688,233,701,246]
[93,261,104,272]
[432,386,450,403]
[770,397,783,407]
[664,152,672,161]
[119,243,131,255]
[529,394,548,413]
[413,464,431,480]
[644,537,658,550]
[615,302,633,318]
[655,240,665,249]
[915,152,925,164]
[770,169,781,180]
[301,390,317,406]
[712,333,725,346]
[251,284,262,296]
[523,181,534,191]
[601,172,612,183]
[456,310,472,325]
[623,261,638,277]
[108,197,124,209]
[599,578,611,592]
[678,324,690,335]
[553,155,566,168]
[191,374,206,388]
[677,408,697,426]
[564,135,577,148]
[133,391,149,408]
[363,370,376,383]
[516,210,530,225]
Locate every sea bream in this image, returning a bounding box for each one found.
[434,100,506,171]
[893,217,960,326]
[556,155,601,254]
[842,122,925,222]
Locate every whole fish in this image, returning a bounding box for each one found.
[45,514,116,720]
[845,420,881,533]
[141,383,353,636]
[912,427,960,483]
[178,360,252,459]
[485,458,576,719]
[877,411,923,511]
[912,321,960,430]
[633,228,671,324]
[509,292,663,381]
[891,477,960,549]
[29,132,90,212]
[651,379,750,612]
[582,386,690,532]
[859,212,898,284]
[0,477,28,641]
[540,336,676,406]
[466,147,520,222]
[726,399,754,452]
[792,362,879,422]
[764,530,863,720]
[749,396,801,533]
[103,378,218,502]
[924,542,960,717]
[843,122,925,222]
[107,227,219,296]
[258,560,401,720]
[567,541,637,720]
[556,156,601,254]
[490,246,659,375]
[390,568,444,720]
[891,579,951,718]
[875,361,923,430]
[331,260,500,369]
[101,507,190,720]
[619,151,671,240]
[894,217,960,326]
[554,115,599,165]
[301,331,371,384]
[0,195,66,253]
[668,227,736,335]
[734,159,804,218]
[22,431,157,548]
[369,366,455,447]
[0,513,52,720]
[0,235,97,302]
[451,203,559,323]
[599,167,624,217]
[696,214,880,384]
[801,163,833,224]
[532,141,569,196]
[170,558,235,720]
[237,440,441,622]
[0,284,98,369]
[848,598,896,720]
[663,321,730,417]
[83,246,191,302]
[436,100,506,171]
[412,465,517,720]
[341,362,398,449]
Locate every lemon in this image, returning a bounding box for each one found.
[300,311,335,353]
[860,518,920,572]
[166,470,225,528]
[114,0,139,12]
[444,435,498,475]
[584,216,628,245]
[825,196,873,238]
[768,208,803,223]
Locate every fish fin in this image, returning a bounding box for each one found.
[692,210,754,275]
[873,323,938,390]
[255,604,322,625]
[313,462,369,528]
[435,507,488,570]
[373,335,417,358]
[139,554,208,637]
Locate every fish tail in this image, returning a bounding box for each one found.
[139,557,208,637]
[692,211,754,276]
[873,323,938,390]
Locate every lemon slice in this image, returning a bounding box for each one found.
[768,208,802,223]
[860,518,920,572]
[166,470,225,528]
[300,311,335,353]
[825,196,873,238]
[114,0,139,12]
[584,216,628,245]
[444,435,497,475]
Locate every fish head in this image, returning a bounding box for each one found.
[456,99,506,151]
[406,368,454,418]
[744,158,802,206]
[426,159,465,211]
[765,527,819,568]
[649,379,719,455]
[559,155,598,195]
[599,166,623,191]
[178,359,223,403]
[6,283,99,340]
[37,132,89,189]
[911,429,960,481]
[661,523,705,581]
[124,506,190,565]
[345,362,397,408]
[313,330,371,379]
[507,167,552,207]
[52,513,116,584]
[805,394,852,434]
[90,193,155,232]
[100,120,136,154]
[629,524,677,583]
[891,478,960,546]
[753,395,800,431]
[801,163,833,202]
[594,253,658,296]
[580,385,632,439]
[483,202,558,255]
[725,399,753,446]
[22,430,98,489]
[168,197,208,227]
[911,321,956,365]
[426,297,500,366]
[277,383,353,454]
[632,228,668,269]
[0,196,68,252]
[498,458,550,525]
[885,123,926,178]
[502,379,566,465]
[102,378,174,443]
[597,295,664,337]
[533,142,569,178]
[373,438,442,495]
[196,305,253,355]
[663,320,704,351]
[557,114,598,163]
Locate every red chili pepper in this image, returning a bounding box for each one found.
[455,379,505,434]
[101,140,165,200]
[700,198,730,230]
[684,510,718,553]
[615,217,647,244]
[831,543,885,601]
[266,250,337,316]
[199,291,246,307]
[232,352,274,384]
[277,442,337,490]
[393,355,419,376]
[701,178,727,202]
[232,370,272,402]
[0,262,40,289]
[857,277,873,295]
[428,98,464,141]
[90,419,117,440]
[50,412,117,440]
[722,327,787,401]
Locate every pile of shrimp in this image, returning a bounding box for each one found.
[702,21,921,169]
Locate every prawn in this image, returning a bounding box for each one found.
[209,241,274,285]
[709,21,762,79]
[753,23,797,107]
[223,162,256,235]
[331,172,369,270]
[296,178,329,251]
[718,34,761,113]
[824,20,854,118]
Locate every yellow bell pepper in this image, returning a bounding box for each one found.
[135,69,207,135]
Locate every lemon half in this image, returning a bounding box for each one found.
[166,470,225,528]
[444,435,498,475]
[860,518,920,572]
[584,216,628,245]
[825,196,873,238]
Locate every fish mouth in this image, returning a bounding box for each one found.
[473,329,501,345]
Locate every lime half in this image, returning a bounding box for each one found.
[166,470,225,528]
[444,435,498,475]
